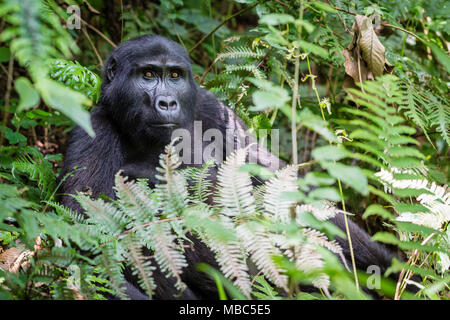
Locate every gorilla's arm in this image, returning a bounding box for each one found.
[330,215,395,274]
[58,108,124,212]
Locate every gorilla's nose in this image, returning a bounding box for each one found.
[155,95,179,113]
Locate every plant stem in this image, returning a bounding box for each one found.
[189,1,261,54]
[305,48,360,292]
[291,1,304,165]
[338,179,360,291]
[0,56,14,149]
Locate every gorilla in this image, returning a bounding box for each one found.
[59,34,406,299]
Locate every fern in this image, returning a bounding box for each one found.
[264,164,299,222]
[50,59,101,103]
[400,83,450,145]
[224,64,265,80]
[156,143,189,217]
[123,233,156,298]
[217,148,256,217]
[237,222,289,292]
[148,222,187,291]
[215,46,266,62]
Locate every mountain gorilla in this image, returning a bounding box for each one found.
[59,34,402,299]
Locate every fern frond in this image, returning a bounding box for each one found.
[123,233,155,299]
[95,242,127,299]
[50,59,101,102]
[224,64,265,80]
[147,222,187,291]
[376,168,450,229]
[46,200,87,224]
[237,223,288,292]
[296,204,339,221]
[12,151,56,199]
[184,161,215,203]
[215,46,265,62]
[292,243,330,291]
[264,165,299,222]
[75,195,127,236]
[428,100,450,145]
[302,228,348,271]
[217,148,256,217]
[205,237,251,297]
[114,174,160,223]
[156,144,189,217]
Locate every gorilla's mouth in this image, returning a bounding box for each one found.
[150,123,178,128]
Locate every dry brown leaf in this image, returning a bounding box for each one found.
[342,14,394,92]
[0,247,24,272]
[355,15,386,77]
[342,48,373,83]
[0,237,43,273]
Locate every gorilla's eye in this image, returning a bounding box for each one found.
[144,71,154,79]
[171,71,180,79]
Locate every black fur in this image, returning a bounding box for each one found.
[59,34,409,299]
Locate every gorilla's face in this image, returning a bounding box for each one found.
[100,35,197,145]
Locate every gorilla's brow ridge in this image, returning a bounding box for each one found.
[134,59,189,70]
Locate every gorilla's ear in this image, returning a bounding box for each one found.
[105,56,117,83]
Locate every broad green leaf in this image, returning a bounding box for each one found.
[394,221,441,236]
[15,77,40,112]
[298,109,338,143]
[321,161,369,195]
[259,14,295,26]
[0,47,10,62]
[373,232,447,253]
[296,40,328,58]
[312,145,351,161]
[249,79,290,111]
[304,172,335,186]
[36,78,94,137]
[429,42,450,74]
[308,1,337,13]
[308,187,341,201]
[238,163,275,180]
[294,20,315,33]
[362,204,395,220]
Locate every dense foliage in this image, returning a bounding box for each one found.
[0,0,448,300]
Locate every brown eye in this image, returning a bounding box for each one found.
[144,71,154,78]
[171,71,180,78]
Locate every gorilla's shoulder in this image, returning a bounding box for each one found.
[67,106,119,146]
[195,87,248,133]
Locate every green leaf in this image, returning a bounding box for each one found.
[304,172,336,186]
[312,145,351,161]
[3,127,27,145]
[298,109,338,143]
[362,204,395,220]
[15,77,40,112]
[249,79,290,111]
[238,163,275,180]
[296,40,328,58]
[36,78,94,137]
[373,232,447,253]
[0,47,10,62]
[294,20,315,33]
[259,14,295,26]
[394,221,441,236]
[308,187,341,201]
[308,1,337,13]
[429,43,450,74]
[321,161,369,195]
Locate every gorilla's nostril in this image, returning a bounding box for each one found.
[156,96,178,111]
[169,100,177,109]
[158,100,169,110]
